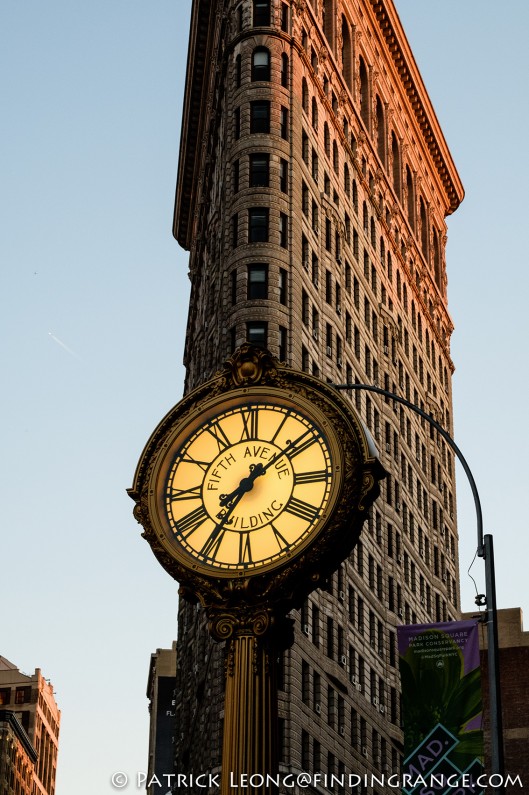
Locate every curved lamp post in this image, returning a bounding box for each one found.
[332,382,504,786]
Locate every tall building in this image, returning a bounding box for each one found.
[172,0,464,787]
[0,657,60,795]
[146,644,177,795]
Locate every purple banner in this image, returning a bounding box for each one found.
[397,620,484,794]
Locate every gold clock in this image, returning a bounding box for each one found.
[129,346,385,602]
[152,390,340,576]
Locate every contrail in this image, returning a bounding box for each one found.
[48,331,80,360]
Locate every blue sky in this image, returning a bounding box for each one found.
[1,2,528,792]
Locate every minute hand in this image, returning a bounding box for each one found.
[261,429,316,473]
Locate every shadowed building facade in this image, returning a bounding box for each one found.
[172,0,463,788]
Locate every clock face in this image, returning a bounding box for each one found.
[152,392,341,575]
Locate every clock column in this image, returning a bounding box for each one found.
[209,608,293,795]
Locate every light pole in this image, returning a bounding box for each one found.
[332,382,504,786]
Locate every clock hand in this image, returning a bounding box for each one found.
[260,429,314,474]
[219,463,265,508]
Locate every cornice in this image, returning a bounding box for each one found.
[368,0,464,214]
[174,0,222,250]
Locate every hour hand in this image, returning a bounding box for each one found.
[218,463,265,508]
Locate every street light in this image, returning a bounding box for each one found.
[332,381,504,785]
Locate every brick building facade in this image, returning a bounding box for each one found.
[171,0,463,790]
[0,657,60,795]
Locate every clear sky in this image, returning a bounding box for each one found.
[1,2,528,793]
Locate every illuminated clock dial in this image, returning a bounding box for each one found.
[153,392,341,575]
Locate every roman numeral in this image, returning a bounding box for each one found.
[285,430,317,459]
[200,526,226,560]
[284,496,319,523]
[238,533,253,564]
[240,407,259,441]
[181,453,210,471]
[177,505,208,537]
[270,411,290,444]
[294,470,328,485]
[270,523,289,551]
[207,422,231,452]
[167,484,202,501]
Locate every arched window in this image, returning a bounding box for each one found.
[420,198,428,259]
[341,16,352,90]
[235,54,242,89]
[253,0,270,26]
[433,229,442,288]
[363,201,368,232]
[406,166,415,230]
[311,97,318,131]
[324,123,330,157]
[391,132,401,199]
[333,141,339,175]
[252,47,271,81]
[323,0,334,50]
[302,78,308,112]
[359,56,369,127]
[370,217,376,249]
[344,163,350,195]
[376,96,385,166]
[352,180,358,213]
[281,53,289,88]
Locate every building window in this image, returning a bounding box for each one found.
[326,323,332,357]
[232,159,240,193]
[280,158,288,193]
[234,106,241,139]
[302,130,309,164]
[281,2,289,32]
[311,149,318,182]
[279,326,287,360]
[333,140,339,174]
[302,290,309,325]
[279,212,288,248]
[232,213,239,247]
[302,79,308,113]
[248,264,268,299]
[250,100,270,133]
[302,181,309,215]
[302,345,309,372]
[252,47,271,81]
[279,268,288,305]
[325,217,331,251]
[248,208,269,242]
[311,96,318,131]
[231,269,237,304]
[249,153,270,187]
[230,326,236,352]
[247,321,268,347]
[235,53,242,88]
[325,270,332,303]
[311,200,318,233]
[253,0,270,26]
[281,53,289,88]
[280,106,288,140]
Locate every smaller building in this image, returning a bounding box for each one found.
[0,656,60,795]
[462,608,529,790]
[146,643,177,795]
